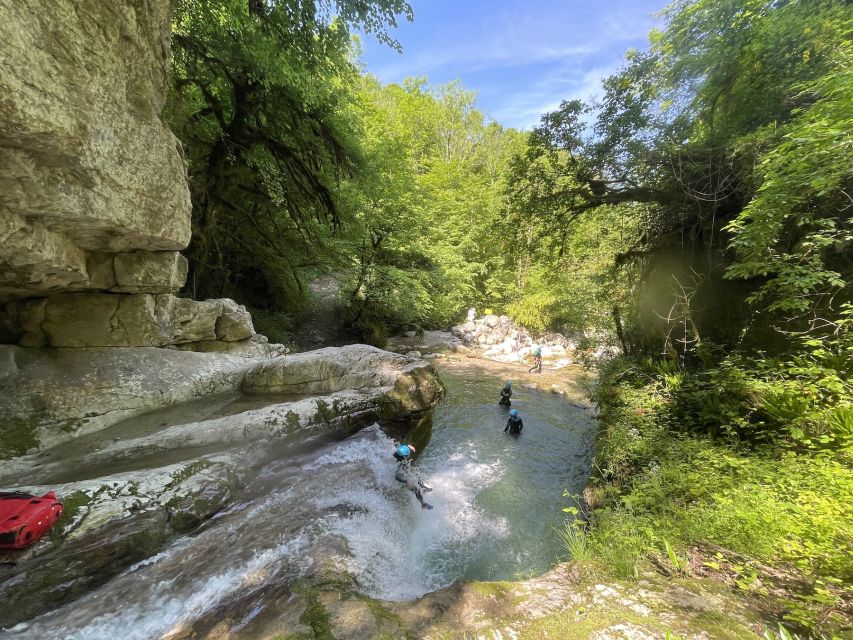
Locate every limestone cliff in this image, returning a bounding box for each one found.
[0,0,275,352]
[0,0,190,297]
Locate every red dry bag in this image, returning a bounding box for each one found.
[0,491,64,549]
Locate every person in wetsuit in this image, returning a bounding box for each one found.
[528,345,542,374]
[393,444,433,509]
[498,381,512,407]
[504,408,524,435]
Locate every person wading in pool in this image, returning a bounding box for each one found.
[393,444,433,509]
[528,345,542,374]
[504,408,524,436]
[498,380,512,407]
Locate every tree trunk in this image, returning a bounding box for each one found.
[612,305,629,356]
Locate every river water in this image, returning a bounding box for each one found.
[4,366,595,639]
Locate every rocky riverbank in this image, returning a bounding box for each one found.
[450,314,619,367]
[1,342,787,638]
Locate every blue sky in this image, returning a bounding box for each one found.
[358,0,669,130]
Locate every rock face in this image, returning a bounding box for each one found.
[0,0,285,354]
[0,345,253,457]
[0,0,191,299]
[0,294,261,348]
[0,343,442,461]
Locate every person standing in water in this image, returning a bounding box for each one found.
[393,444,433,509]
[498,381,512,406]
[504,408,524,435]
[528,345,542,374]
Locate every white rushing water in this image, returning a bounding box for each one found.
[312,433,510,600]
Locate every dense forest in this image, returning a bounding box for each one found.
[164,0,852,635]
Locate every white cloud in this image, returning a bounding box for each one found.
[362,0,664,129]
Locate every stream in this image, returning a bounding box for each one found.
[4,366,595,639]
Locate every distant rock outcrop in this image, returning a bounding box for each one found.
[452,314,578,363]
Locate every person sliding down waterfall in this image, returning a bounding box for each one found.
[393,444,433,509]
[498,380,512,407]
[504,408,524,436]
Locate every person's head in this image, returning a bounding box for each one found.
[504,380,512,389]
[396,444,416,459]
[509,408,519,418]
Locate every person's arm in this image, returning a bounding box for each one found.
[504,419,510,432]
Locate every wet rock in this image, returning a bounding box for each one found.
[0,508,171,627]
[405,350,422,359]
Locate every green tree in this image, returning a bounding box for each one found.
[165,0,412,311]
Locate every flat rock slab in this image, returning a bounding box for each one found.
[0,345,253,458]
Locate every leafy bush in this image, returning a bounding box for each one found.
[586,358,853,635]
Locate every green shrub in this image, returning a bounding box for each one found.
[586,354,853,635]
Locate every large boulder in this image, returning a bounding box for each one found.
[242,344,443,409]
[0,343,443,462]
[0,345,252,457]
[0,0,191,301]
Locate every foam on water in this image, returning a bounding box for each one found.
[313,429,510,600]
[11,536,306,640]
[4,370,596,637]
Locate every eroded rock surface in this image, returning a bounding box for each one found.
[0,0,190,300]
[0,294,265,348]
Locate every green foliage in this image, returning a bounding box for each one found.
[505,0,853,355]
[166,0,412,311]
[340,77,524,334]
[725,49,853,315]
[556,520,593,563]
[249,309,296,347]
[587,357,853,635]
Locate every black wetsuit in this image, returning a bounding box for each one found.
[499,386,512,406]
[394,455,433,508]
[528,353,542,373]
[504,416,523,435]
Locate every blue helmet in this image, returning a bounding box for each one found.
[506,381,512,388]
[509,408,519,417]
[396,444,411,457]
